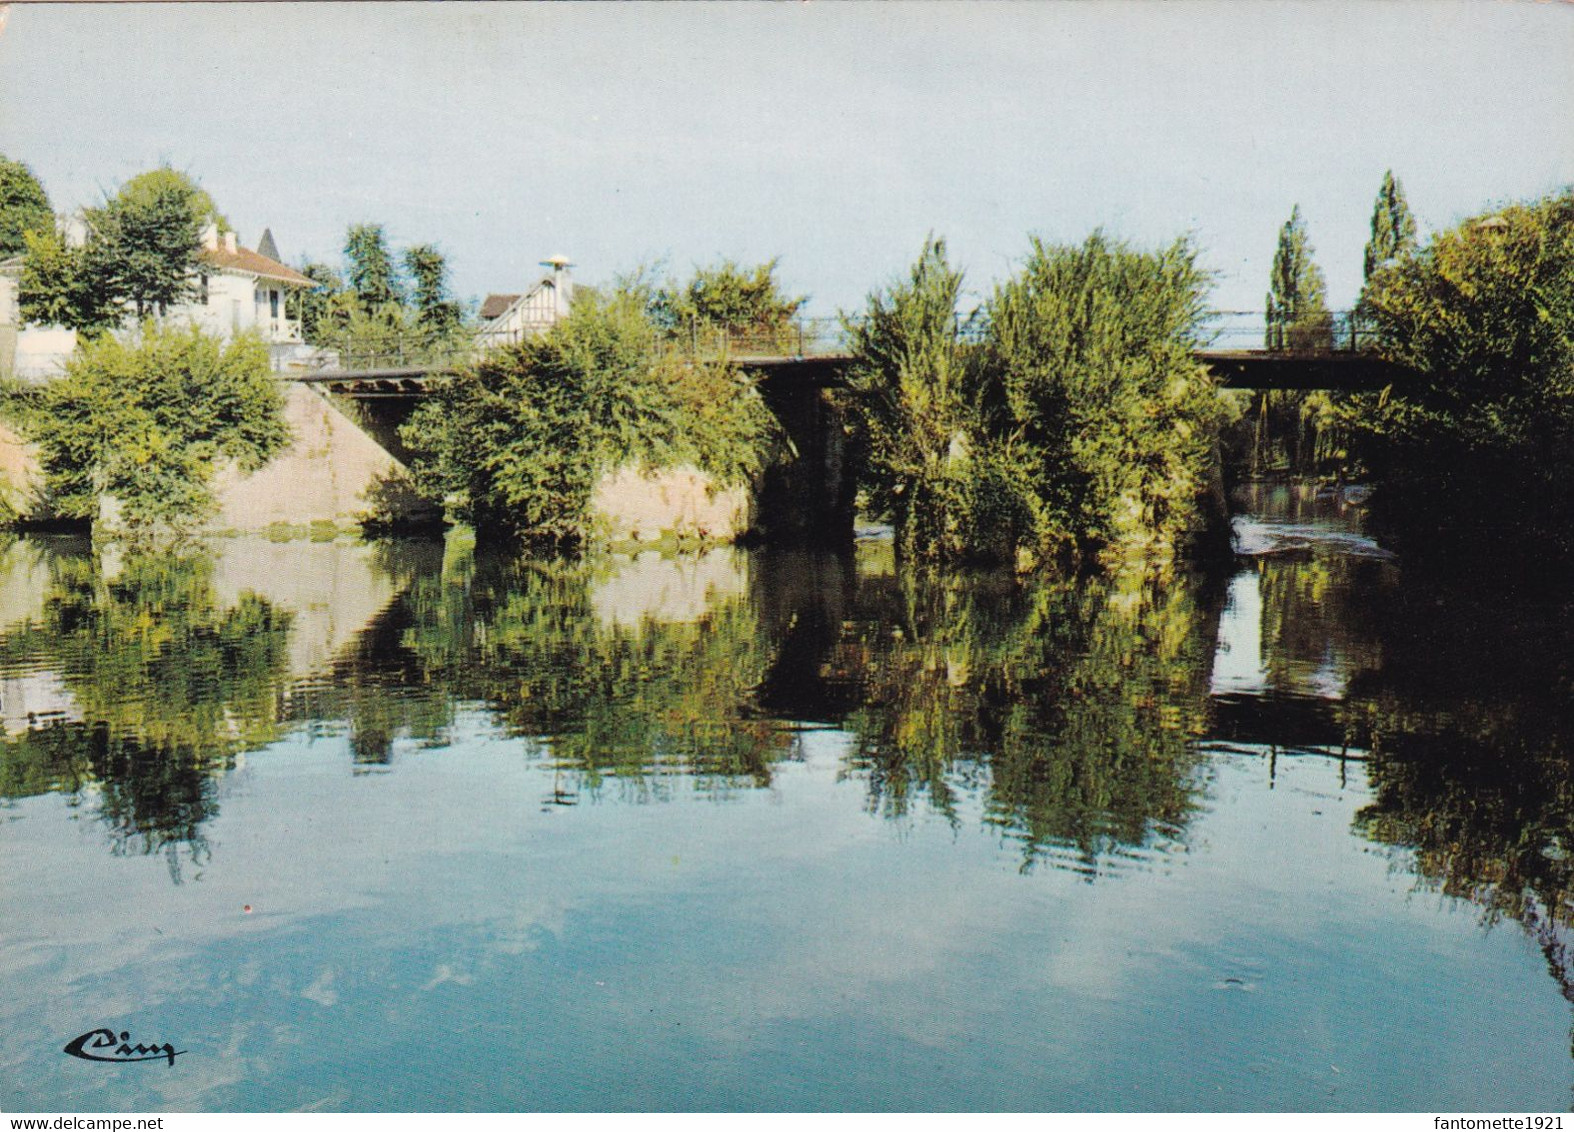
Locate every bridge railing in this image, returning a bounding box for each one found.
[1205,310,1378,353]
[289,329,479,374]
[690,311,1373,357]
[295,319,863,376]
[659,316,851,359]
[292,309,1381,376]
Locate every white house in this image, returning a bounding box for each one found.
[187,224,315,347]
[476,255,575,348]
[0,254,76,382]
[0,256,17,328]
[0,223,317,380]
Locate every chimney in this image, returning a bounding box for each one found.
[224,230,238,254]
[541,254,573,314]
[200,223,220,251]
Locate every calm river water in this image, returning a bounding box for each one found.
[2,486,1571,1111]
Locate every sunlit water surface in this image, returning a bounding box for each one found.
[2,486,1572,1111]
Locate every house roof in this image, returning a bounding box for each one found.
[255,228,281,261]
[200,243,315,287]
[479,273,579,324]
[479,293,523,320]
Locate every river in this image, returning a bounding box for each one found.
[1,485,1570,1111]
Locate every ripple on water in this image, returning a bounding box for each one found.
[1231,517,1396,561]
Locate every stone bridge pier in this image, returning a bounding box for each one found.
[751,360,858,546]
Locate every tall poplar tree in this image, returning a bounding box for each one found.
[1265,205,1330,349]
[295,261,344,343]
[403,243,461,334]
[1363,170,1418,280]
[344,223,403,311]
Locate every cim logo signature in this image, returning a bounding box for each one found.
[64,1028,185,1067]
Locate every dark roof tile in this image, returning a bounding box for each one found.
[479,293,523,320]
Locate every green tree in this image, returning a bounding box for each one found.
[401,281,776,545]
[403,242,462,335]
[1337,189,1574,553]
[113,166,229,234]
[12,166,222,331]
[17,226,116,331]
[82,167,211,318]
[987,232,1226,567]
[0,154,52,259]
[848,233,1223,569]
[654,258,806,349]
[344,223,403,311]
[1362,170,1419,281]
[295,260,344,343]
[844,237,995,562]
[1265,204,1332,349]
[20,322,291,529]
[1248,206,1337,479]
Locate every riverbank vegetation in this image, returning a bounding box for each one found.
[1335,187,1574,556]
[399,273,780,547]
[9,322,289,531]
[848,233,1226,570]
[5,151,1572,566]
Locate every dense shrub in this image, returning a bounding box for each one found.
[400,285,778,546]
[844,238,1000,562]
[18,322,290,530]
[1337,189,1574,552]
[989,233,1226,565]
[848,233,1226,570]
[651,258,806,349]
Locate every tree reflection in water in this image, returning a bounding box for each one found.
[1343,575,1574,1008]
[4,525,1572,943]
[397,549,799,799]
[0,546,293,879]
[0,537,1231,878]
[313,542,1228,872]
[828,566,1223,872]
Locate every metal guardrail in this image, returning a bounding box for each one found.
[1207,310,1377,352]
[290,319,860,376]
[292,310,1378,377]
[658,317,850,359]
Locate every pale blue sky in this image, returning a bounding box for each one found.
[1,1,1570,316]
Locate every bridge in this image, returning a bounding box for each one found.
[273,310,1408,543]
[282,310,1410,399]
